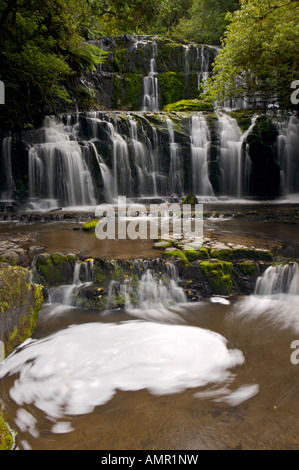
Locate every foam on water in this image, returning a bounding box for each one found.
[0,321,244,427]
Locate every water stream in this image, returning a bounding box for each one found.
[1,260,299,449]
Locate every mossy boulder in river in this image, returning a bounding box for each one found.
[199,260,234,296]
[34,253,75,285]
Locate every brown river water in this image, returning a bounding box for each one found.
[1,203,299,450]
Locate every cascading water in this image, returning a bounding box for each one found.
[190,114,214,197]
[275,115,299,196]
[48,259,94,308]
[1,136,15,201]
[142,40,159,112]
[28,116,97,210]
[166,118,183,198]
[254,263,299,297]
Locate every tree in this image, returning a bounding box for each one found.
[173,0,240,45]
[205,0,299,110]
[0,0,107,127]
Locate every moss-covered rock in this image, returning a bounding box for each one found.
[210,249,234,261]
[198,248,210,259]
[237,262,257,276]
[163,99,213,112]
[162,248,189,265]
[0,410,13,450]
[0,264,43,357]
[34,253,74,285]
[184,249,199,262]
[181,194,198,205]
[199,260,234,295]
[82,219,99,231]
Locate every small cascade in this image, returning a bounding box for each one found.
[190,115,214,197]
[275,115,299,195]
[1,136,15,201]
[108,260,187,315]
[48,259,94,307]
[198,46,210,91]
[28,116,97,210]
[166,118,183,198]
[142,40,159,111]
[254,263,299,297]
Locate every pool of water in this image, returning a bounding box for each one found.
[1,292,299,450]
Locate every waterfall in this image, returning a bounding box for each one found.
[142,40,159,111]
[48,259,94,307]
[218,113,249,198]
[28,116,97,210]
[108,260,187,317]
[1,136,15,201]
[90,142,115,203]
[166,118,183,197]
[129,117,159,196]
[275,115,299,196]
[254,263,299,297]
[190,115,214,197]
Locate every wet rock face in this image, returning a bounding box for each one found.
[85,36,218,111]
[0,264,43,357]
[246,116,281,199]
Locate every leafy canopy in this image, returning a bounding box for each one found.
[205,0,299,109]
[0,0,108,126]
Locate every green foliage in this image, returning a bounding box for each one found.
[173,0,240,45]
[0,0,107,126]
[205,0,299,109]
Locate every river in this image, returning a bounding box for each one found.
[0,204,299,450]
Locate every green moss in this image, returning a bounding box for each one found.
[237,262,257,276]
[210,249,234,261]
[51,253,67,265]
[233,248,273,261]
[35,253,74,284]
[123,73,143,109]
[82,219,99,231]
[112,75,123,109]
[184,249,198,262]
[0,265,31,315]
[0,410,13,450]
[114,48,127,74]
[0,265,43,357]
[200,261,234,295]
[181,194,198,205]
[162,249,189,265]
[198,248,210,259]
[163,99,214,112]
[158,72,185,107]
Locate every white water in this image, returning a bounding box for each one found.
[233,263,299,333]
[28,117,97,209]
[47,259,94,311]
[0,321,244,428]
[167,118,183,197]
[275,115,299,195]
[191,115,214,196]
[142,40,159,111]
[254,263,299,296]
